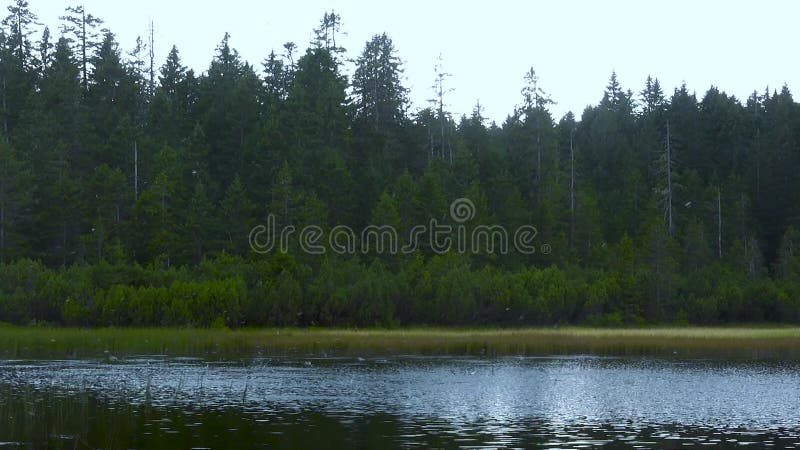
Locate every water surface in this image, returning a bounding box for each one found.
[1,356,799,448]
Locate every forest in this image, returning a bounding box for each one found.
[1,2,800,327]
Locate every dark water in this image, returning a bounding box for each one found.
[1,356,799,448]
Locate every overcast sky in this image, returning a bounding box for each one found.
[31,1,797,123]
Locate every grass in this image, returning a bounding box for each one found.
[1,325,800,359]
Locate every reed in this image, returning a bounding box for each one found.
[1,325,799,359]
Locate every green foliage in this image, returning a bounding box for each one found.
[0,251,797,326]
[1,6,800,327]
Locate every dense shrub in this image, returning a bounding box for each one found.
[1,253,799,327]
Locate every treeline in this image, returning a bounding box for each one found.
[1,3,800,326]
[2,253,799,327]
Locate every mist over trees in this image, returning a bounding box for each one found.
[2,2,800,326]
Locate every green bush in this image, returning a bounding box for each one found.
[0,252,797,327]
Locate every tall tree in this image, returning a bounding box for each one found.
[0,0,38,135]
[429,54,453,163]
[197,33,260,194]
[59,5,104,90]
[148,45,195,147]
[640,75,665,117]
[352,33,408,130]
[2,0,37,70]
[36,25,52,72]
[518,67,554,185]
[658,121,676,236]
[87,32,138,168]
[312,11,345,61]
[285,42,349,194]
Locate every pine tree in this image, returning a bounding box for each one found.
[0,1,38,135]
[312,11,346,61]
[59,5,104,90]
[352,33,408,130]
[88,32,138,154]
[198,34,260,192]
[2,0,37,71]
[148,46,194,148]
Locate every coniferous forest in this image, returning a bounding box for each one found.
[2,3,800,327]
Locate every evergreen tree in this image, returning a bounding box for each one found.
[0,0,38,135]
[59,5,104,90]
[220,174,255,255]
[197,34,260,193]
[352,33,408,130]
[0,139,31,262]
[0,4,799,326]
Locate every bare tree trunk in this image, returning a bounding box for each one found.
[569,129,575,251]
[432,55,452,164]
[717,187,722,258]
[439,85,445,161]
[134,141,139,200]
[148,20,155,96]
[665,121,674,236]
[81,10,88,90]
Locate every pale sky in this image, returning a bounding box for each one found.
[30,0,797,123]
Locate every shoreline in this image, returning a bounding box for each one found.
[2,326,800,359]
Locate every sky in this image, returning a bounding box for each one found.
[28,1,798,124]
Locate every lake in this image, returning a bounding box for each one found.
[1,355,799,448]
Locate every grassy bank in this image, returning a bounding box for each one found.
[2,326,800,359]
